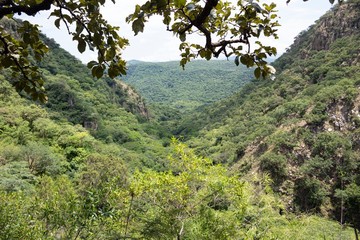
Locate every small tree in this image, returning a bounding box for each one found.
[116,139,247,239]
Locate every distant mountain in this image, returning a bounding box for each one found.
[178,0,360,230]
[121,60,254,112]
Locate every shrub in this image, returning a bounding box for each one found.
[259,152,288,186]
[294,178,328,212]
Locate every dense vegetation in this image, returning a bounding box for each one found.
[0,1,359,239]
[122,60,254,112]
[1,77,352,238]
[177,0,360,233]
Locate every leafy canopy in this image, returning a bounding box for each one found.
[0,0,336,101]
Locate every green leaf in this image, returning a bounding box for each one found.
[234,56,239,66]
[54,18,61,29]
[163,15,171,25]
[254,67,261,79]
[105,48,116,61]
[108,66,119,79]
[240,55,248,65]
[62,14,73,24]
[205,50,212,60]
[23,33,31,44]
[93,32,102,46]
[77,39,86,53]
[179,33,186,42]
[87,61,98,69]
[257,53,266,59]
[156,0,167,10]
[174,0,186,8]
[132,19,144,35]
[76,22,84,34]
[94,65,104,78]
[1,56,13,68]
[91,65,100,77]
[240,55,254,67]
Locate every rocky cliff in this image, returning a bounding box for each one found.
[309,0,360,51]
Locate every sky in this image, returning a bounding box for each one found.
[20,0,334,63]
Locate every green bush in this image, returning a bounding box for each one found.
[294,178,328,212]
[0,192,43,239]
[259,152,288,186]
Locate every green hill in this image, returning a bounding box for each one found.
[0,18,171,173]
[122,60,253,112]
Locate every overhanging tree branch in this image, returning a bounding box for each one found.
[177,0,252,58]
[179,0,219,49]
[192,0,219,28]
[0,0,54,19]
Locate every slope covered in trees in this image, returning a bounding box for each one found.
[0,81,353,238]
[122,60,254,112]
[0,19,172,175]
[0,1,359,239]
[1,56,352,239]
[178,0,360,232]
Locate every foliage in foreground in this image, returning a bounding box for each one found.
[0,140,354,240]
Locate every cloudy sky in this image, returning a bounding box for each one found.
[21,0,333,63]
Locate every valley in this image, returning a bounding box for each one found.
[0,0,359,239]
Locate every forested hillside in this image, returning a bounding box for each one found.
[178,0,360,232]
[122,60,253,112]
[0,1,359,239]
[0,18,172,174]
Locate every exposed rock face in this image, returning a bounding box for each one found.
[275,1,360,72]
[116,81,150,119]
[324,97,359,132]
[309,1,360,51]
